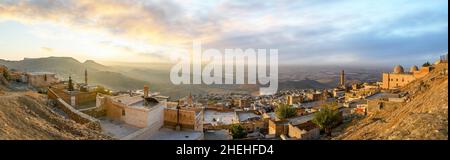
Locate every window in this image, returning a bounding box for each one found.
[122,109,126,116]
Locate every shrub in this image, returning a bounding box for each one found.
[229,124,247,139]
[275,104,297,119]
[312,102,340,136]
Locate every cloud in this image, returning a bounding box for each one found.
[41,47,53,52]
[0,0,448,65]
[0,0,221,44]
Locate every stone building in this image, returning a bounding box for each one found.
[286,95,293,105]
[163,106,204,132]
[382,65,432,89]
[288,121,320,140]
[96,87,168,128]
[26,72,59,88]
[306,92,322,101]
[48,81,97,109]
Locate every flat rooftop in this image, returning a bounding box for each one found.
[237,112,260,122]
[204,110,235,125]
[289,114,314,126]
[27,72,56,75]
[293,121,318,131]
[145,128,203,140]
[204,130,232,140]
[99,117,141,139]
[112,94,162,109]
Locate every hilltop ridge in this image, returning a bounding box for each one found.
[337,64,448,140]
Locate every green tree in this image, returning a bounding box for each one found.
[95,85,111,95]
[422,61,431,67]
[275,104,297,119]
[229,124,247,139]
[312,102,340,136]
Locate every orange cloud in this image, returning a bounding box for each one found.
[0,0,219,46]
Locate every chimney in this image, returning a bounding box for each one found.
[144,85,149,98]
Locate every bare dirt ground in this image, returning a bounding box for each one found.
[336,64,448,140]
[0,91,111,140]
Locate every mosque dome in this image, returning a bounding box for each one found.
[410,65,419,73]
[393,65,405,74]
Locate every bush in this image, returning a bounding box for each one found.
[275,104,297,119]
[229,124,247,139]
[95,85,111,95]
[312,102,340,136]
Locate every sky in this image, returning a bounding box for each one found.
[0,0,448,66]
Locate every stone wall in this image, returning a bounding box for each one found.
[164,108,197,130]
[268,119,288,137]
[240,121,266,133]
[97,94,164,128]
[367,99,403,112]
[48,88,102,131]
[288,124,320,140]
[27,74,58,88]
[79,107,106,118]
[102,97,150,128]
[48,87,97,108]
[74,91,97,107]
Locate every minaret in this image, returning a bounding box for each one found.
[84,69,88,85]
[340,70,345,88]
[188,92,193,107]
[144,85,149,98]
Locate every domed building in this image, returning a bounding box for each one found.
[410,65,419,73]
[382,64,433,90]
[393,65,404,74]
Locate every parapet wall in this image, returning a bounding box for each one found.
[164,108,197,130]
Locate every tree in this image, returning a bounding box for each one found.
[422,61,431,67]
[275,104,297,119]
[312,102,340,136]
[2,70,10,81]
[95,85,111,95]
[229,124,247,139]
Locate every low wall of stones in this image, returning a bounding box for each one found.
[79,107,106,118]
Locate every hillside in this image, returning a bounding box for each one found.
[336,64,448,140]
[0,91,111,140]
[0,57,150,91]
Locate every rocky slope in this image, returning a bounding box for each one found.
[336,64,448,140]
[0,91,111,140]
